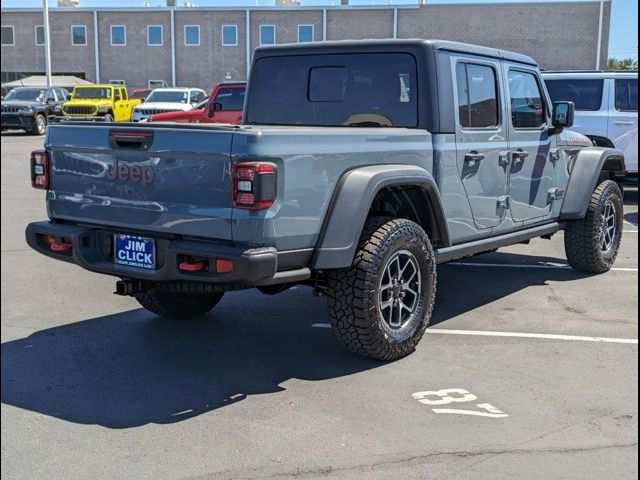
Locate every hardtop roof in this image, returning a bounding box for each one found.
[254,39,538,67]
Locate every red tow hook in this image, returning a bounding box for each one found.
[179,261,205,272]
[50,241,73,252]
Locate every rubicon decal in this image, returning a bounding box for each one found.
[105,160,155,186]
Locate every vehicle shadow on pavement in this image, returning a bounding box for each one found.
[2,252,594,429]
[431,252,592,326]
[1,290,381,429]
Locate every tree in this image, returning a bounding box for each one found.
[607,58,638,70]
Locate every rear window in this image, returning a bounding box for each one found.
[544,79,604,111]
[246,53,418,128]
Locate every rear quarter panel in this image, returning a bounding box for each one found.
[231,127,433,251]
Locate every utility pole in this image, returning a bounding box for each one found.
[43,0,53,87]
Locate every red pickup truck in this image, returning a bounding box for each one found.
[148,82,246,124]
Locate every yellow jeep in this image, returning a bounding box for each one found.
[54,85,142,122]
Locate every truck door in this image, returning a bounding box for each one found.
[453,57,510,229]
[206,86,245,124]
[119,87,131,121]
[113,88,123,121]
[608,77,638,173]
[503,66,556,223]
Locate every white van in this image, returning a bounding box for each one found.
[543,70,638,178]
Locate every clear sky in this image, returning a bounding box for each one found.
[1,0,637,60]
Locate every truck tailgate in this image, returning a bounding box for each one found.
[46,124,235,241]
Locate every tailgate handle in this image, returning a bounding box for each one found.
[109,130,154,150]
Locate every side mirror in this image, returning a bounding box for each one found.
[551,101,575,134]
[208,102,223,116]
[66,95,72,101]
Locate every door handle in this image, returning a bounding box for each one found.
[512,149,529,160]
[464,151,486,163]
[614,121,635,126]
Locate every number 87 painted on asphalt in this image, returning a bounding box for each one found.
[412,389,509,418]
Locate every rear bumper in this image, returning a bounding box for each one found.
[1,112,35,129]
[25,221,298,286]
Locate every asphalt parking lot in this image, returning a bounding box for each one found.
[1,131,638,480]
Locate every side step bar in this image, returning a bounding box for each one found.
[435,222,564,265]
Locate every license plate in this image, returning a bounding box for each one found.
[114,234,155,269]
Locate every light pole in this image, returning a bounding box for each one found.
[43,0,52,87]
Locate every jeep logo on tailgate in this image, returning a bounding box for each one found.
[105,159,155,186]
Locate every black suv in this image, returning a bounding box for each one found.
[1,87,69,135]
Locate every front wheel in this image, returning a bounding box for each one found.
[565,180,624,273]
[31,114,47,135]
[102,113,114,123]
[326,217,437,361]
[135,289,224,319]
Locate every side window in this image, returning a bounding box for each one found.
[508,70,546,129]
[214,87,245,111]
[190,91,203,103]
[456,62,499,129]
[615,79,638,112]
[121,88,128,100]
[114,89,122,101]
[544,79,604,111]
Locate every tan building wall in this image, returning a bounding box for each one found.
[175,10,248,88]
[1,2,612,89]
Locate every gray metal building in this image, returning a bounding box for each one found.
[1,1,612,89]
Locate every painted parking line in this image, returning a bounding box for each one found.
[449,262,638,272]
[311,324,638,344]
[427,329,638,344]
[311,323,332,329]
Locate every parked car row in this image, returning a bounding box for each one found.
[1,81,247,134]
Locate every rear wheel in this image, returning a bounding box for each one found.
[31,114,47,135]
[135,289,224,319]
[565,180,623,273]
[326,217,437,361]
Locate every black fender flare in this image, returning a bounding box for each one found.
[310,164,450,269]
[560,147,626,220]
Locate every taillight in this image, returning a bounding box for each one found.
[30,150,49,189]
[232,162,277,210]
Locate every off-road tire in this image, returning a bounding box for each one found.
[135,289,224,319]
[326,217,437,361]
[565,180,623,273]
[31,113,47,135]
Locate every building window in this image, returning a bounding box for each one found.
[147,25,163,46]
[110,25,126,46]
[35,25,45,46]
[71,25,87,46]
[184,25,200,46]
[222,25,238,46]
[259,25,275,46]
[1,26,14,46]
[298,24,314,43]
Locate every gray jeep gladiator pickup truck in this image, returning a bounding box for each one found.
[26,40,627,360]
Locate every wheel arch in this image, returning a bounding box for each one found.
[310,165,450,269]
[560,147,626,220]
[587,135,615,149]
